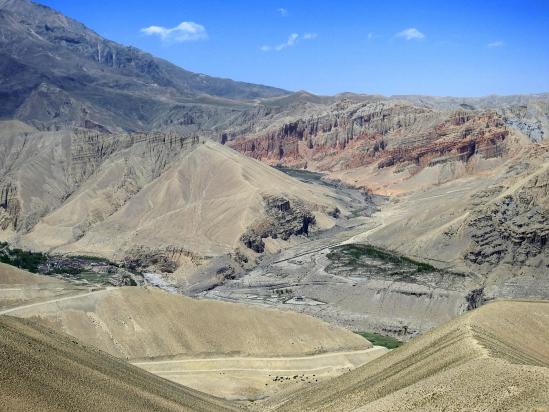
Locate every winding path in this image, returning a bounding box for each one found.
[0,288,111,315]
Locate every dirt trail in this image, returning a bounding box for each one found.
[134,347,386,366]
[265,300,549,412]
[0,288,109,315]
[134,346,388,401]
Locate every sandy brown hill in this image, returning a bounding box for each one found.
[0,262,86,312]
[0,266,378,402]
[8,285,370,360]
[0,315,236,412]
[25,140,339,259]
[0,262,63,286]
[0,125,340,271]
[266,300,549,412]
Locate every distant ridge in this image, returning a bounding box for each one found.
[0,0,288,131]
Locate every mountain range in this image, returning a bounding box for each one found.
[1,0,549,410]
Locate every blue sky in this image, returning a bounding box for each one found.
[39,0,549,96]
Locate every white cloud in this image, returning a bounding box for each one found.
[275,33,298,50]
[260,32,317,52]
[487,40,504,48]
[277,8,288,16]
[141,21,207,43]
[262,32,315,52]
[396,27,425,40]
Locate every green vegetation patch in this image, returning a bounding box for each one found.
[356,331,403,349]
[327,244,437,273]
[71,255,113,263]
[0,242,47,273]
[0,243,118,285]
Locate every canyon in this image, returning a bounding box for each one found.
[0,0,548,410]
[1,0,548,339]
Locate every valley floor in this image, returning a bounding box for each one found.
[201,168,484,339]
[133,346,388,401]
[0,263,383,403]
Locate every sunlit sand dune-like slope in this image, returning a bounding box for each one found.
[267,300,549,412]
[0,316,236,412]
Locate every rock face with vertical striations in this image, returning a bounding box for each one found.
[228,100,512,177]
[0,123,342,279]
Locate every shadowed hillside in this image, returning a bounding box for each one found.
[0,316,236,412]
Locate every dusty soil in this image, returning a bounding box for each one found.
[7,285,370,360]
[0,316,236,412]
[264,300,549,412]
[134,347,388,401]
[1,267,383,402]
[0,263,90,311]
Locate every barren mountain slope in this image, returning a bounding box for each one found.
[0,268,381,401]
[8,285,369,359]
[0,125,341,273]
[0,316,236,412]
[23,140,339,259]
[266,300,549,412]
[346,142,549,284]
[201,141,548,340]
[227,95,548,290]
[229,97,548,174]
[0,0,286,131]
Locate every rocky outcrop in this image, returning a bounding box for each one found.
[229,101,511,178]
[497,99,549,143]
[123,246,206,274]
[464,168,549,270]
[0,183,19,230]
[241,196,316,253]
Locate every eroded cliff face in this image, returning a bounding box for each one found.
[0,123,344,279]
[240,196,317,253]
[497,99,549,143]
[0,127,199,235]
[229,101,511,182]
[0,183,19,230]
[464,166,549,273]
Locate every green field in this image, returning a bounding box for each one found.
[327,243,438,273]
[356,331,403,349]
[0,242,47,273]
